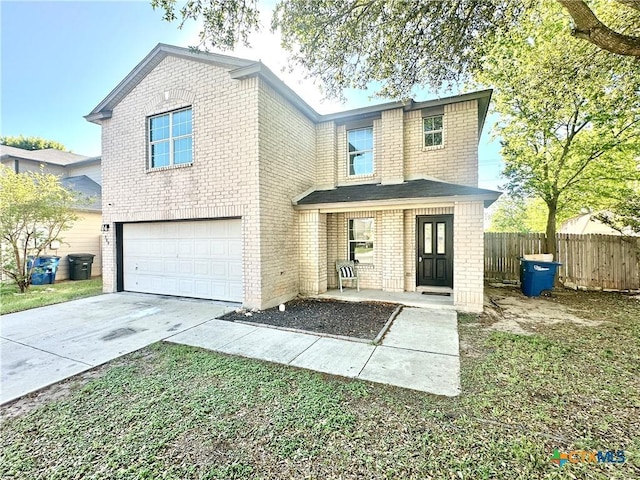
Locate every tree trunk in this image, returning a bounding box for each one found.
[545,200,558,259]
[556,0,640,57]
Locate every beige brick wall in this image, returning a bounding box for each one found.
[257,79,316,308]
[99,52,486,310]
[100,56,261,305]
[453,201,485,312]
[379,109,404,185]
[404,100,479,187]
[320,100,479,189]
[315,121,337,189]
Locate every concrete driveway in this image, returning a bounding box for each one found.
[1,293,230,404]
[1,293,460,404]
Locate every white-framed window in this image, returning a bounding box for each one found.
[423,115,444,148]
[149,107,193,168]
[347,127,374,175]
[348,218,374,264]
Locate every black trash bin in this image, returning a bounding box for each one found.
[520,259,562,297]
[68,254,96,280]
[27,256,61,285]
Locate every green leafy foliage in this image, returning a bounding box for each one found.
[151,0,640,98]
[595,190,640,235]
[488,196,549,233]
[151,0,260,49]
[477,1,640,254]
[0,166,80,292]
[0,135,67,151]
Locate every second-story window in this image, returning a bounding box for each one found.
[149,107,193,168]
[348,127,373,176]
[423,115,444,148]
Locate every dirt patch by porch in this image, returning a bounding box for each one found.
[218,298,399,340]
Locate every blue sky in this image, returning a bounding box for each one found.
[1,1,503,189]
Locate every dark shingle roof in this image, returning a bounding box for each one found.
[296,178,501,207]
[0,145,91,166]
[60,175,102,211]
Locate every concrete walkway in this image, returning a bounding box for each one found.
[168,306,460,396]
[1,293,460,404]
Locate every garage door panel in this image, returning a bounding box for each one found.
[178,260,194,275]
[211,240,227,256]
[194,261,209,276]
[123,220,242,302]
[178,240,193,255]
[194,240,210,256]
[165,260,177,274]
[228,261,243,278]
[211,261,228,276]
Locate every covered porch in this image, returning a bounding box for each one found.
[294,178,501,313]
[314,288,455,310]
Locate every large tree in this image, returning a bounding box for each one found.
[0,166,79,292]
[477,3,640,256]
[0,135,67,151]
[152,0,640,97]
[488,196,549,233]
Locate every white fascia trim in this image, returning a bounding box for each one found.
[293,194,497,213]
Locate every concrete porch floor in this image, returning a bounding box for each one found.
[315,288,455,309]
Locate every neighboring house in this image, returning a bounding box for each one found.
[560,212,639,236]
[0,145,103,280]
[85,44,500,312]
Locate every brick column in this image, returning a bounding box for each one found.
[382,209,405,291]
[315,121,337,189]
[298,210,327,295]
[379,108,405,185]
[453,201,484,312]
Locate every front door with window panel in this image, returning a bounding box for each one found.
[417,215,453,287]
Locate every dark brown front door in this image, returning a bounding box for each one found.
[416,215,453,287]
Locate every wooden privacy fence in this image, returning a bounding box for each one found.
[484,232,640,291]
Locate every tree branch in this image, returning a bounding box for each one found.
[557,0,640,56]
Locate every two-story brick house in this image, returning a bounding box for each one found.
[86,44,499,313]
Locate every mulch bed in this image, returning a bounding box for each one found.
[218,298,399,340]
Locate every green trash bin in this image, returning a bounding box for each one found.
[68,254,95,280]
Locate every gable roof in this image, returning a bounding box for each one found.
[60,175,102,211]
[85,43,492,133]
[0,145,92,166]
[295,178,501,210]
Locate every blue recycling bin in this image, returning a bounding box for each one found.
[520,259,562,297]
[27,256,61,285]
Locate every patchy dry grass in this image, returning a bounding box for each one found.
[0,278,103,314]
[1,288,638,479]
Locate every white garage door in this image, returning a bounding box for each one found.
[123,220,242,302]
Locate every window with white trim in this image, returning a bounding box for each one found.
[423,114,444,148]
[347,127,374,175]
[149,107,193,168]
[349,218,374,264]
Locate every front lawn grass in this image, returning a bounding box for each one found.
[1,289,638,479]
[0,278,103,314]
